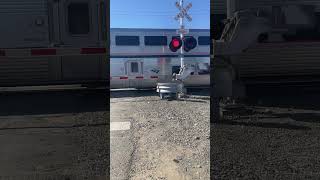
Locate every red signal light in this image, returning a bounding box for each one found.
[172,39,181,48]
[169,37,182,52]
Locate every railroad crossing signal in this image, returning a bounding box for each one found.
[169,37,183,52]
[174,1,192,22]
[169,37,197,52]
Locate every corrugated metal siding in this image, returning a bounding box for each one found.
[212,0,227,14]
[213,1,320,81]
[0,57,49,86]
[0,0,47,14]
[0,0,49,48]
[0,0,50,86]
[237,42,320,77]
[211,0,320,15]
[235,0,320,12]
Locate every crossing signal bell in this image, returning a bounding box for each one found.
[169,37,182,52]
[169,36,197,52]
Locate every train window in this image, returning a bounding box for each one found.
[272,6,285,26]
[131,62,139,73]
[282,11,320,42]
[116,36,140,46]
[198,63,210,75]
[212,14,227,40]
[144,36,167,46]
[68,3,90,35]
[198,36,210,45]
[172,66,181,74]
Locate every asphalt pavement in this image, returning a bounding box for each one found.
[110,99,134,180]
[0,89,108,179]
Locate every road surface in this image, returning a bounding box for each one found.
[212,86,320,179]
[0,89,108,180]
[110,89,210,180]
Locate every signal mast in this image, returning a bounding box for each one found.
[156,0,195,99]
[174,0,192,67]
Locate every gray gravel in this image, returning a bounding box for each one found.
[212,96,320,179]
[73,112,108,179]
[111,89,210,180]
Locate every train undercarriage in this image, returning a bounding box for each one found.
[212,2,320,122]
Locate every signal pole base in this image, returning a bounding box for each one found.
[156,82,188,100]
[156,82,179,100]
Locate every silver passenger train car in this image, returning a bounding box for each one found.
[110,28,210,89]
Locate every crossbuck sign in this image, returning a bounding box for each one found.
[174,0,192,67]
[174,1,192,22]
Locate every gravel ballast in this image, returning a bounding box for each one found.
[212,92,320,179]
[111,89,210,180]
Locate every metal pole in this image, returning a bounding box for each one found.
[227,0,236,19]
[179,0,184,68]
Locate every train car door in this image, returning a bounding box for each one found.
[126,60,143,88]
[195,62,210,86]
[57,0,103,81]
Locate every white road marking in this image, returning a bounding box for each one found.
[110,122,131,131]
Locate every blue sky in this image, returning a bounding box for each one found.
[110,0,210,29]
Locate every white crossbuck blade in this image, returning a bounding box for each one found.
[174,1,192,21]
[175,1,192,11]
[175,13,192,21]
[185,3,192,11]
[175,1,180,8]
[186,14,192,21]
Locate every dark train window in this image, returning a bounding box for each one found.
[68,3,90,34]
[198,36,210,45]
[281,11,320,42]
[172,66,181,74]
[116,36,140,46]
[131,62,139,73]
[198,63,210,75]
[272,6,285,26]
[144,36,167,46]
[212,14,227,40]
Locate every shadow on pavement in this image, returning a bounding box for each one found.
[246,85,320,110]
[177,98,208,103]
[268,112,320,124]
[111,88,210,99]
[186,88,210,96]
[0,89,107,116]
[214,119,311,131]
[111,89,157,98]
